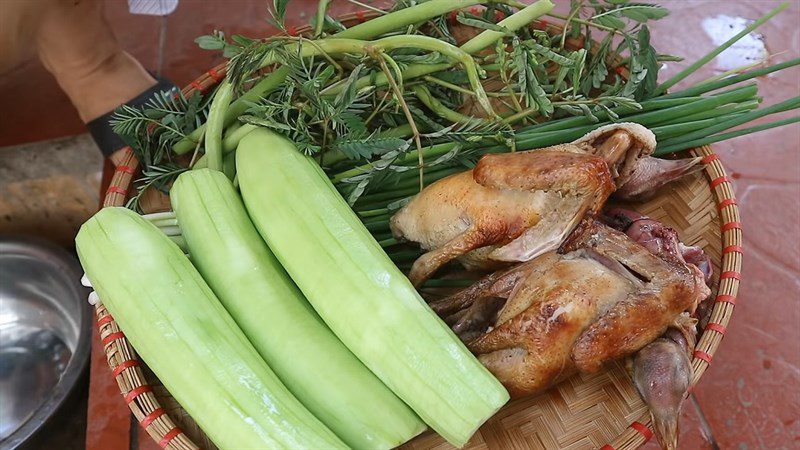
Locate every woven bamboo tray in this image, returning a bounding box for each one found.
[95,12,743,450]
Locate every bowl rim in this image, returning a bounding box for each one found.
[0,235,93,450]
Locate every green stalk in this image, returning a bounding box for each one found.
[694,60,767,87]
[174,67,289,155]
[223,123,258,153]
[314,0,330,38]
[658,58,800,100]
[655,100,760,127]
[331,0,555,94]
[379,124,414,138]
[516,97,699,134]
[378,237,399,248]
[658,96,800,147]
[173,0,497,154]
[412,85,488,124]
[651,113,747,141]
[142,211,177,221]
[205,81,234,172]
[357,208,389,218]
[654,116,800,155]
[333,85,758,186]
[654,3,790,95]
[332,142,453,183]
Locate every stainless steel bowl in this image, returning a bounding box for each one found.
[0,236,91,449]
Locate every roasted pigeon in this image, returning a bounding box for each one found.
[429,219,710,398]
[390,123,702,286]
[432,212,711,450]
[604,208,712,450]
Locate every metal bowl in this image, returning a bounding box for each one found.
[0,236,91,449]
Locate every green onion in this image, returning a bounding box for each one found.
[654,2,789,95]
[658,96,800,148]
[654,116,800,155]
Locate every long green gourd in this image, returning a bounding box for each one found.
[170,169,426,449]
[76,207,346,450]
[237,128,509,447]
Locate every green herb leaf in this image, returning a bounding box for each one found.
[270,0,290,30]
[335,136,409,160]
[455,13,514,35]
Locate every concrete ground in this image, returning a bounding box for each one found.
[0,134,102,248]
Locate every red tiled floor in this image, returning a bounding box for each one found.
[640,395,717,450]
[85,325,132,450]
[693,244,800,449]
[645,2,800,448]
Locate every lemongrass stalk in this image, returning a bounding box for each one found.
[357,186,426,205]
[334,141,456,183]
[520,82,758,135]
[658,96,800,148]
[353,167,460,204]
[654,3,790,95]
[385,166,462,192]
[204,81,234,171]
[365,220,391,232]
[654,116,800,155]
[173,0,499,154]
[596,85,758,127]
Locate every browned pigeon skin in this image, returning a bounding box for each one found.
[432,221,710,398]
[633,314,697,450]
[391,123,654,287]
[391,123,702,287]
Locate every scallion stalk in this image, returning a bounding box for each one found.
[654,2,789,95]
[658,96,800,148]
[654,116,800,155]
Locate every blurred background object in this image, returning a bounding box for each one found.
[0,236,91,449]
